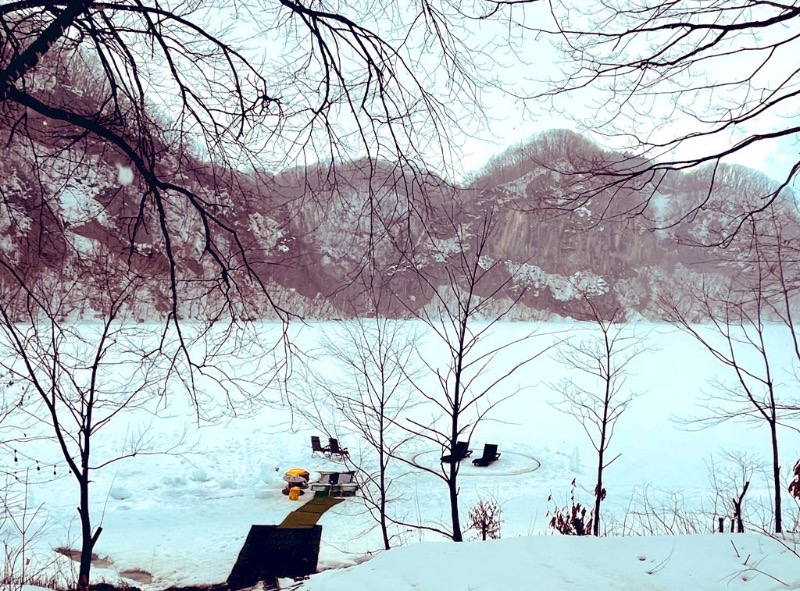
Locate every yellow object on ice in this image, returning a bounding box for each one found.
[284,468,310,481]
[288,486,301,501]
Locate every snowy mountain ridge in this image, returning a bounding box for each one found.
[0,115,794,322]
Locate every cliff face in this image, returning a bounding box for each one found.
[1,103,794,322]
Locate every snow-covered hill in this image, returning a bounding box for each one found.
[2,117,795,322]
[297,534,800,591]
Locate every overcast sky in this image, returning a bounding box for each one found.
[442,1,800,186]
[191,1,798,186]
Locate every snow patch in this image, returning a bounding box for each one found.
[116,164,135,186]
[298,534,798,591]
[248,213,284,251]
[190,468,209,482]
[67,232,97,254]
[110,486,132,501]
[58,184,104,225]
[507,262,609,301]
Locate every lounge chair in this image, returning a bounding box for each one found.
[472,444,501,467]
[328,438,349,458]
[311,436,331,456]
[440,441,472,463]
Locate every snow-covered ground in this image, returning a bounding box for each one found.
[297,534,800,591]
[4,321,800,590]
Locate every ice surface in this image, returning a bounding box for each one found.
[4,321,799,590]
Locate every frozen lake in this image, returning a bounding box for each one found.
[2,320,798,589]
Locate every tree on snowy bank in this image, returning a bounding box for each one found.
[663,204,800,533]
[397,208,561,541]
[552,294,644,536]
[706,451,758,534]
[291,206,555,545]
[0,254,171,588]
[292,289,421,550]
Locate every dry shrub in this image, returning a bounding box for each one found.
[468,498,502,541]
[547,479,593,536]
[789,460,800,501]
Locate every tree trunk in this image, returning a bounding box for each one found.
[593,452,603,537]
[78,426,101,591]
[770,421,782,533]
[449,468,462,541]
[378,423,390,550]
[594,367,611,537]
[449,422,462,541]
[78,477,93,590]
[731,480,749,534]
[449,354,464,544]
